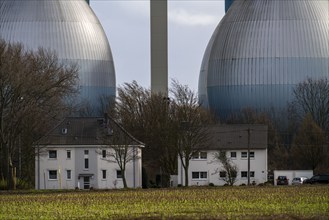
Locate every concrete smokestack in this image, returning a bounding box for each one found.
[150,0,168,95]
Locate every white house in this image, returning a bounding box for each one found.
[178,124,268,186]
[35,116,144,190]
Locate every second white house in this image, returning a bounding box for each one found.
[178,124,268,186]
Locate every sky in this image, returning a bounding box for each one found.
[90,0,225,92]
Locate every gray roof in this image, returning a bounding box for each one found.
[36,116,144,147]
[203,124,268,150]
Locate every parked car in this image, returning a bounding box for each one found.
[291,177,308,185]
[277,176,289,185]
[303,175,329,184]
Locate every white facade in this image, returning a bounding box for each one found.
[35,145,142,190]
[178,149,268,186]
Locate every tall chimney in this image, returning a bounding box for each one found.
[150,0,168,96]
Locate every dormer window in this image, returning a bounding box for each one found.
[61,128,67,134]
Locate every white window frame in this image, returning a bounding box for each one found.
[48,170,57,180]
[191,152,207,160]
[48,150,57,159]
[102,170,107,180]
[84,158,89,170]
[241,171,248,178]
[230,151,237,159]
[200,152,207,159]
[192,171,208,180]
[66,150,71,159]
[116,170,123,179]
[241,171,255,178]
[219,171,227,178]
[249,152,255,159]
[66,170,72,180]
[102,150,106,158]
[241,152,247,159]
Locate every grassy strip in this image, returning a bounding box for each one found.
[0,185,328,219]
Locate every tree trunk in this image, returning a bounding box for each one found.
[7,154,15,190]
[122,170,128,188]
[184,157,189,187]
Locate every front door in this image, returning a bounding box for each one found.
[83,176,90,189]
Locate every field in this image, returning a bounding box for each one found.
[1,185,329,219]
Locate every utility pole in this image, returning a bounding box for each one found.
[247,128,251,185]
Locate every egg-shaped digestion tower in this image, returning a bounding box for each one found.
[199,0,329,121]
[0,0,116,116]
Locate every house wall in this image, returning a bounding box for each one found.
[97,147,142,189]
[35,146,76,190]
[35,146,142,189]
[178,149,268,186]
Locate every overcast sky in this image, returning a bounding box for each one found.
[90,1,225,92]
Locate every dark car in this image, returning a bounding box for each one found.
[277,176,289,185]
[303,175,329,184]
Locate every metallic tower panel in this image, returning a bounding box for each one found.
[0,0,116,115]
[225,0,234,12]
[151,0,168,95]
[199,0,329,120]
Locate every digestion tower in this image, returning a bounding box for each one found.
[199,0,329,120]
[0,0,116,115]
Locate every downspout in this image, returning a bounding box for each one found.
[37,144,40,190]
[133,145,136,188]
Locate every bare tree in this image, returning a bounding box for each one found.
[0,39,78,189]
[98,116,141,189]
[112,80,215,187]
[170,80,215,186]
[100,145,139,189]
[115,81,178,186]
[213,150,238,186]
[292,77,329,131]
[291,114,326,172]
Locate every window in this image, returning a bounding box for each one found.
[49,170,57,180]
[102,170,106,179]
[102,150,106,158]
[241,151,254,159]
[241,152,247,159]
[192,172,207,180]
[200,152,207,159]
[117,170,122,179]
[84,158,89,169]
[192,152,207,159]
[241,171,248,178]
[67,150,71,159]
[230,152,237,158]
[192,152,199,159]
[49,150,57,159]
[66,170,71,180]
[84,150,89,155]
[220,171,227,178]
[241,171,254,178]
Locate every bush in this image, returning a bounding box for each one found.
[208,183,215,187]
[0,179,7,190]
[16,178,33,190]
